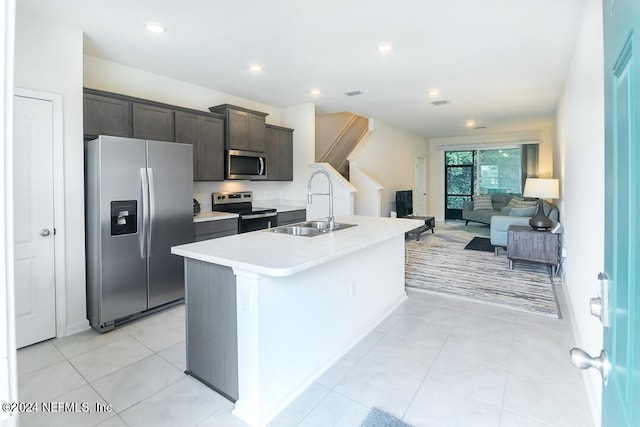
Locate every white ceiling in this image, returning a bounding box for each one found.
[18,0,587,138]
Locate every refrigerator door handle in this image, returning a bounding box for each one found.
[147,167,156,256]
[140,168,149,259]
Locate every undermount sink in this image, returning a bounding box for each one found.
[270,226,322,236]
[267,220,357,237]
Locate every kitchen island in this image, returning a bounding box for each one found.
[171,215,423,427]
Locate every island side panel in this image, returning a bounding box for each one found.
[233,234,407,426]
[185,259,239,401]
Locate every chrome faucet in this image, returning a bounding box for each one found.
[307,169,335,230]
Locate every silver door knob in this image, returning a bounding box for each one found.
[39,228,51,237]
[570,348,610,383]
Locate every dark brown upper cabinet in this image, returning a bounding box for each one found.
[132,103,175,142]
[265,124,294,181]
[175,111,225,181]
[83,92,132,139]
[209,104,268,152]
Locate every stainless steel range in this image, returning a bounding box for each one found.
[212,191,277,233]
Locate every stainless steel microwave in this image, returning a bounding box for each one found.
[226,149,267,180]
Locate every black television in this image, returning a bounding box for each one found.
[395,190,413,218]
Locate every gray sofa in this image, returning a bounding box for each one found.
[462,194,514,225]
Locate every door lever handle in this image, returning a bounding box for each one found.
[570,348,610,383]
[590,297,602,318]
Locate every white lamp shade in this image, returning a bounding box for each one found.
[523,178,559,199]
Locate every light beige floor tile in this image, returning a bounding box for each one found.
[68,335,154,382]
[364,333,440,379]
[121,310,186,352]
[388,316,452,347]
[334,358,422,418]
[17,340,65,376]
[96,415,129,427]
[404,380,502,427]
[91,355,186,412]
[439,329,514,369]
[297,391,370,427]
[499,410,550,427]
[427,351,508,407]
[158,340,187,371]
[268,383,330,427]
[52,328,129,359]
[198,403,252,427]
[315,351,363,388]
[18,360,87,402]
[503,372,594,427]
[19,384,113,427]
[120,377,227,427]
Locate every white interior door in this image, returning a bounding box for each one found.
[13,95,56,348]
[414,156,427,216]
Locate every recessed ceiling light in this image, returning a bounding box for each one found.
[428,90,440,97]
[465,120,476,128]
[146,23,167,33]
[249,64,263,72]
[309,89,321,96]
[377,43,393,52]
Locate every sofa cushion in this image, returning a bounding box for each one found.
[507,196,524,208]
[514,199,538,209]
[473,195,494,210]
[509,206,538,217]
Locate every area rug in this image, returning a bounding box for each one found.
[360,408,413,427]
[405,224,560,318]
[464,236,494,252]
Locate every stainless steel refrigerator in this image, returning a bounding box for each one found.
[85,135,193,332]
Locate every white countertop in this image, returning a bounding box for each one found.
[172,215,423,277]
[193,211,239,223]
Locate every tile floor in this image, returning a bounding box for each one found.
[17,286,594,427]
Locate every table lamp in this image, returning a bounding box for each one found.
[523,178,559,230]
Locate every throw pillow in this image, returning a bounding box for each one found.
[507,196,524,208]
[473,195,493,210]
[514,199,538,209]
[509,206,538,217]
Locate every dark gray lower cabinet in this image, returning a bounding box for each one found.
[265,125,294,181]
[185,260,238,401]
[277,209,306,226]
[194,218,238,241]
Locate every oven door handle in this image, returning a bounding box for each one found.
[242,212,277,220]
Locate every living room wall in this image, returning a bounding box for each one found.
[427,128,554,220]
[554,0,604,422]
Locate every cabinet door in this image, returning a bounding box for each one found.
[265,126,293,181]
[226,109,266,152]
[227,109,250,150]
[175,112,225,181]
[247,113,266,152]
[199,116,225,181]
[175,111,200,177]
[83,93,132,139]
[132,103,175,142]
